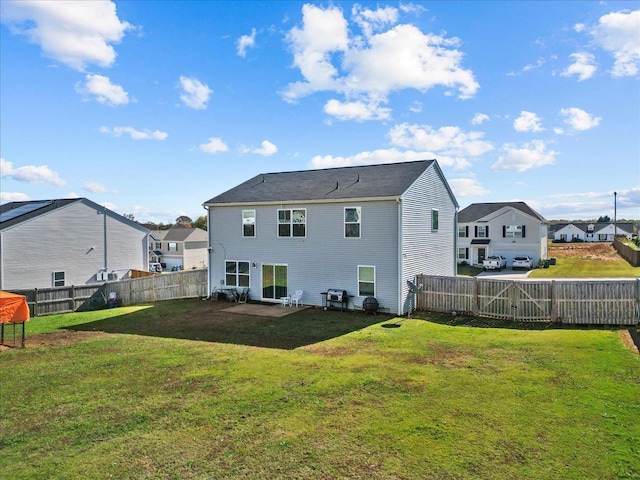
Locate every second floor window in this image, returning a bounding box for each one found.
[504,225,525,238]
[458,226,468,237]
[345,207,361,238]
[278,209,306,237]
[476,225,488,238]
[243,210,256,237]
[168,242,177,251]
[431,209,439,231]
[155,242,161,249]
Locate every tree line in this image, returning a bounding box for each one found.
[122,214,207,231]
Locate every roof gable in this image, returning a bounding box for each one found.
[0,198,149,233]
[204,160,436,205]
[458,202,547,223]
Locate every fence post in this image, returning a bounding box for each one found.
[34,288,38,317]
[71,285,76,312]
[636,278,640,324]
[551,280,557,323]
[472,276,478,317]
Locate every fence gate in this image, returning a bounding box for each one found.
[477,280,552,322]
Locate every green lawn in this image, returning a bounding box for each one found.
[1,300,639,479]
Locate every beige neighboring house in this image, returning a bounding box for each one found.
[150,228,208,271]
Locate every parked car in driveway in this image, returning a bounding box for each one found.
[512,256,533,270]
[483,255,507,271]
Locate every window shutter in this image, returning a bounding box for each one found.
[474,226,478,237]
[465,226,469,237]
[486,226,489,238]
[522,225,526,238]
[502,226,506,238]
[465,248,469,259]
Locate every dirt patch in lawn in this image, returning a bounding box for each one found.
[620,329,639,354]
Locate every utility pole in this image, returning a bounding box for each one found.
[614,191,617,241]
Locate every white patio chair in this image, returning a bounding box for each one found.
[289,290,303,307]
[280,295,291,307]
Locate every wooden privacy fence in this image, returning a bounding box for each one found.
[415,275,640,326]
[10,269,208,317]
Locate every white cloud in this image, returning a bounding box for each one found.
[492,140,557,172]
[0,157,66,187]
[352,4,398,38]
[251,140,278,157]
[100,126,168,140]
[409,101,422,113]
[448,177,490,197]
[324,98,391,121]
[388,123,493,168]
[0,192,30,203]
[559,107,601,131]
[199,137,229,154]
[237,28,257,57]
[513,111,544,132]
[308,148,434,169]
[539,186,640,219]
[590,9,640,77]
[83,181,108,193]
[283,4,478,120]
[0,0,132,71]
[178,76,212,110]
[561,52,597,81]
[471,113,489,125]
[77,74,129,106]
[522,58,545,72]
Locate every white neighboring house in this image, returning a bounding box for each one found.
[457,202,548,267]
[203,160,458,315]
[552,222,634,242]
[149,228,208,270]
[0,198,150,290]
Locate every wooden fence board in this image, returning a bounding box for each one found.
[416,275,639,326]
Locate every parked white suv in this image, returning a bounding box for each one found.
[512,256,533,270]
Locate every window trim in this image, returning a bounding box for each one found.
[357,265,376,297]
[242,209,256,238]
[344,206,361,238]
[225,260,250,287]
[168,242,178,252]
[458,225,468,238]
[277,208,307,238]
[476,225,488,238]
[504,225,524,238]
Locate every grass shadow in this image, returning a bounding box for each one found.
[68,298,394,350]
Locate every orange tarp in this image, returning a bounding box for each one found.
[0,291,30,323]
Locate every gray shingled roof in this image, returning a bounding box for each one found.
[153,228,207,242]
[204,160,437,205]
[458,202,547,223]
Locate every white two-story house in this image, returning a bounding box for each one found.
[203,160,458,315]
[457,202,548,267]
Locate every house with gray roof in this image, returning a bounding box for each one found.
[550,222,634,242]
[0,198,150,290]
[203,160,458,315]
[457,201,548,267]
[150,228,208,270]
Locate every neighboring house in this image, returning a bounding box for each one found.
[203,160,458,315]
[150,228,208,270]
[0,198,149,290]
[550,222,634,242]
[457,202,548,267]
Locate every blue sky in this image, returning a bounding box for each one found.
[1,1,638,223]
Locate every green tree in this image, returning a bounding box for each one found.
[193,215,207,230]
[597,215,611,223]
[175,215,193,228]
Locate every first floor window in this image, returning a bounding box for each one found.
[358,265,375,297]
[457,248,468,260]
[53,271,65,287]
[345,207,361,238]
[243,210,256,237]
[226,261,250,287]
[431,209,439,231]
[278,208,306,237]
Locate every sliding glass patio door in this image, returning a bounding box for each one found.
[261,264,288,301]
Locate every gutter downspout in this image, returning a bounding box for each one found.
[204,205,211,298]
[103,207,108,270]
[397,197,403,316]
[454,206,459,275]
